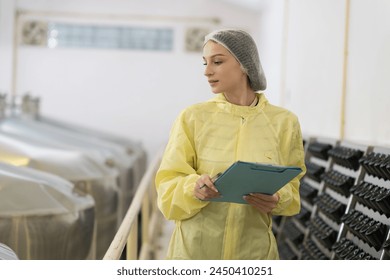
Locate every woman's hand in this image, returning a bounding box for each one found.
[194,174,221,201]
[243,192,280,213]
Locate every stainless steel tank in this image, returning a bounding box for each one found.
[0,131,120,259]
[21,94,147,210]
[0,115,140,221]
[0,162,95,260]
[40,116,148,189]
[21,94,147,186]
[0,243,19,260]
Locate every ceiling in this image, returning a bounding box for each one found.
[214,0,266,12]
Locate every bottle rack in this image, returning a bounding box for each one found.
[276,137,336,260]
[297,137,338,260]
[275,137,390,260]
[312,140,368,259]
[332,145,390,260]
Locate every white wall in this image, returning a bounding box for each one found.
[283,0,346,140]
[345,0,390,146]
[259,0,390,148]
[0,0,15,95]
[255,0,285,106]
[2,0,259,161]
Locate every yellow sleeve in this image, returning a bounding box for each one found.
[155,110,209,221]
[272,115,306,216]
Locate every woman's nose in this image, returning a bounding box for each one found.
[204,65,213,77]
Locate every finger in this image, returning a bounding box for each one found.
[200,182,221,198]
[195,190,220,200]
[194,181,220,200]
[245,194,274,204]
[194,182,207,200]
[245,200,272,213]
[244,195,276,212]
[195,185,210,200]
[203,188,221,199]
[249,193,279,202]
[200,178,218,192]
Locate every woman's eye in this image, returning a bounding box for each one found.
[202,60,222,66]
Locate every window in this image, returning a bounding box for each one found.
[22,21,173,51]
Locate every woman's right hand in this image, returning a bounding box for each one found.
[194,174,221,201]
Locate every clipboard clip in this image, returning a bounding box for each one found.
[250,166,286,173]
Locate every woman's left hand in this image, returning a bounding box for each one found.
[243,193,280,213]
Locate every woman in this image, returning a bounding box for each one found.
[155,29,306,259]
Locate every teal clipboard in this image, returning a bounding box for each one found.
[209,161,302,204]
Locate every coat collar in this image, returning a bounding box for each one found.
[208,93,268,117]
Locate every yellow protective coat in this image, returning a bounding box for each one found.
[155,93,306,260]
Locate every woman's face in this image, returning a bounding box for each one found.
[203,40,247,94]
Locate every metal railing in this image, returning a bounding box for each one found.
[103,148,164,260]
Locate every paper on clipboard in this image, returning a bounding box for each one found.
[208,161,302,204]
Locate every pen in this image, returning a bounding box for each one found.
[200,172,222,189]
